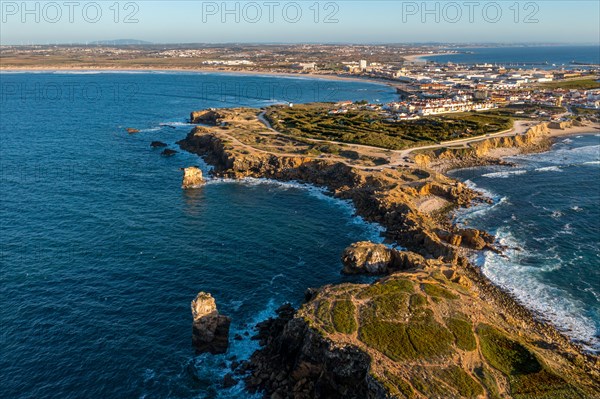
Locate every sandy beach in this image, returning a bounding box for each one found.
[0,65,400,88]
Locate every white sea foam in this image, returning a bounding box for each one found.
[482,169,527,179]
[479,228,599,352]
[535,166,562,173]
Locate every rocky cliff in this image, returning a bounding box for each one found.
[178,108,600,398]
[247,270,600,399]
[414,123,553,171]
[178,125,485,262]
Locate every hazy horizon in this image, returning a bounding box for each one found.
[1,1,598,45]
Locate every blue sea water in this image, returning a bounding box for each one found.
[0,72,397,399]
[425,45,600,68]
[450,135,600,352]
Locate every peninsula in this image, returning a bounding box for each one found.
[177,105,600,398]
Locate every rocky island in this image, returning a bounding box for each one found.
[177,105,600,398]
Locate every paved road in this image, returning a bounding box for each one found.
[256,111,535,170]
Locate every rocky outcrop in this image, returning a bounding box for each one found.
[181,167,204,188]
[150,141,168,148]
[161,149,178,157]
[415,122,553,171]
[190,109,224,125]
[246,272,600,399]
[341,241,427,274]
[191,292,231,354]
[246,305,383,399]
[177,126,483,262]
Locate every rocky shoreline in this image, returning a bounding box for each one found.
[177,108,599,398]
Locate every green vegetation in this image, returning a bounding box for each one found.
[410,373,450,398]
[332,299,357,334]
[372,293,411,320]
[446,317,477,351]
[474,366,501,399]
[409,293,427,308]
[476,324,581,399]
[540,78,600,90]
[357,278,414,299]
[315,299,334,333]
[477,324,541,375]
[383,372,415,399]
[265,103,514,150]
[359,320,416,361]
[435,366,484,398]
[405,322,454,357]
[572,106,600,116]
[421,283,459,299]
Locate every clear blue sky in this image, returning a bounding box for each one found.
[1,1,599,45]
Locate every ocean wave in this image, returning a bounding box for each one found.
[535,166,562,173]
[583,161,600,165]
[479,228,599,352]
[482,169,527,179]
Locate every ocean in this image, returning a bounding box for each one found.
[424,45,600,68]
[450,134,600,352]
[0,72,396,399]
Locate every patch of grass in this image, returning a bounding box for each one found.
[265,103,514,150]
[357,278,414,299]
[435,366,484,398]
[410,373,449,398]
[359,320,417,361]
[474,366,501,399]
[409,293,428,308]
[540,78,600,90]
[315,299,334,334]
[421,283,459,299]
[446,317,477,351]
[477,324,541,376]
[383,372,415,399]
[372,293,411,320]
[510,370,582,399]
[406,322,454,358]
[332,299,357,334]
[477,324,582,398]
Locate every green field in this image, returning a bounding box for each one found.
[540,78,600,90]
[265,103,513,150]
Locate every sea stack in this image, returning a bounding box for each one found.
[181,167,204,188]
[191,292,230,354]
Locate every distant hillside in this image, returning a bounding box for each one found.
[88,39,152,45]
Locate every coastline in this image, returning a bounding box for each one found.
[175,106,599,397]
[402,52,450,63]
[0,65,399,88]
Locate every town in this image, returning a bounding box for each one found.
[1,43,599,123]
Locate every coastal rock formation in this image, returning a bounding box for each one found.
[190,109,224,125]
[177,123,483,262]
[414,122,553,171]
[161,149,178,157]
[181,166,204,189]
[191,292,231,354]
[177,107,600,398]
[246,304,379,399]
[150,141,168,148]
[126,128,140,134]
[246,270,600,399]
[342,242,427,274]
